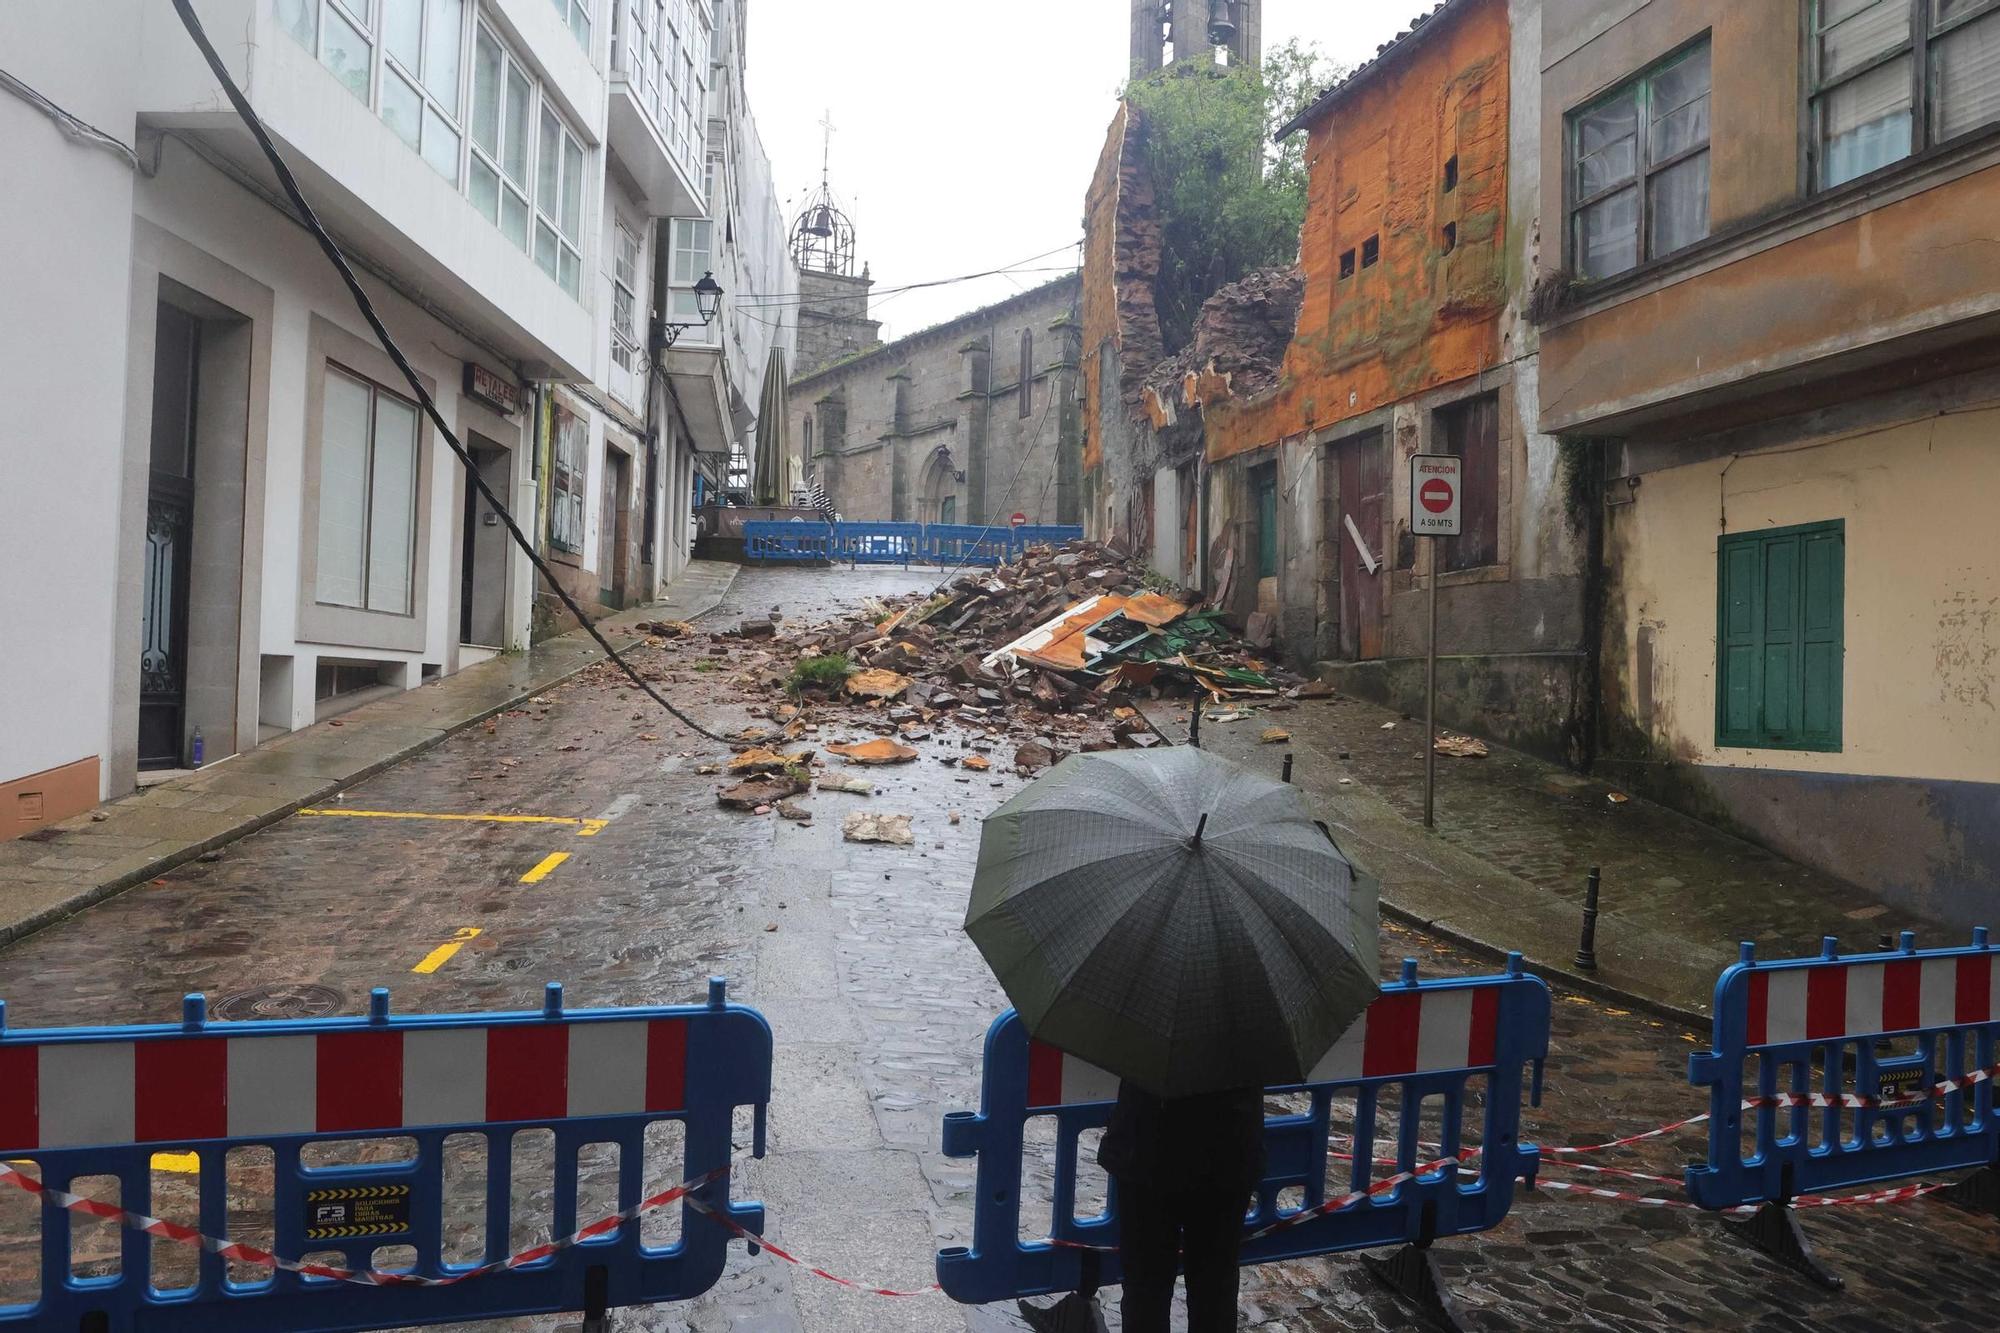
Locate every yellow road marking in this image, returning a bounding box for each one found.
[299,810,609,837]
[412,927,484,975]
[521,852,572,884]
[152,1152,200,1175]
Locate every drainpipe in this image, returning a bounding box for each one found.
[1579,441,1608,773]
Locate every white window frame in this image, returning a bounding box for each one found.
[378,0,468,184]
[534,104,589,299]
[284,5,589,306]
[667,217,716,342]
[612,220,643,374]
[468,20,538,254]
[551,0,594,51]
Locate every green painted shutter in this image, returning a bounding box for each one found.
[1719,540,1761,741]
[1715,522,1843,752]
[1256,475,1278,578]
[1798,528,1844,746]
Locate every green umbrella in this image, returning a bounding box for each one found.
[967,746,1379,1098]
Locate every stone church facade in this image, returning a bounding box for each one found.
[790,275,1084,527]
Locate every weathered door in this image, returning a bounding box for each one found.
[139,304,201,770]
[1337,430,1387,660]
[606,450,633,606]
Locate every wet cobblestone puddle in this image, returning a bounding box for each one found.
[0,567,1994,1331]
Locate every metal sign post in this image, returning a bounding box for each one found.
[1411,455,1463,829]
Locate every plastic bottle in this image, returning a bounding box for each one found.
[190,727,205,770]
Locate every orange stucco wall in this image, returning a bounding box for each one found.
[1207,0,1510,463]
[1080,104,1128,476]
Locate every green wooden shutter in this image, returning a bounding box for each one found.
[1798,528,1844,747]
[1718,540,1761,741]
[1715,522,1843,752]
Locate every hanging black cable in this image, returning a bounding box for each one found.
[169,0,725,744]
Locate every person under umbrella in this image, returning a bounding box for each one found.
[967,746,1379,1331]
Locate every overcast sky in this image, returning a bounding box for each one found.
[743,1,1427,340]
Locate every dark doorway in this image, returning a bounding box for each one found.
[602,448,633,607]
[459,435,512,648]
[139,304,201,769]
[1336,430,1387,660]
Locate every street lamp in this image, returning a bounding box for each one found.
[652,272,725,354]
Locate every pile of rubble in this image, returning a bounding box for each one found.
[696,541,1329,817]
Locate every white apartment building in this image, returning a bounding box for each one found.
[667,0,799,507]
[0,0,789,839]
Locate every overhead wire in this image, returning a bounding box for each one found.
[168,0,727,745]
[0,66,142,170]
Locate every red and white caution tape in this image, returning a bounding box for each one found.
[1543,1113,1711,1154]
[1745,1061,2000,1112]
[1244,1153,1467,1242]
[685,1196,941,1297]
[0,1160,725,1290]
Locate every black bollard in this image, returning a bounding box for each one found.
[1574,867,1601,971]
[1189,702,1203,749]
[1282,752,1295,784]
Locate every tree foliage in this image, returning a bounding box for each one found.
[1124,41,1344,353]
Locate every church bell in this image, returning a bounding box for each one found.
[805,204,835,239]
[1206,0,1238,45]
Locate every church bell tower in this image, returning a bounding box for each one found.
[1131,0,1262,76]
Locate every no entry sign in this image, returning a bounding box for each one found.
[1010,512,1028,528]
[1411,454,1462,537]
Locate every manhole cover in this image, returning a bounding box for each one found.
[214,983,345,1021]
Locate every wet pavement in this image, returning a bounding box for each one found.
[1143,690,1963,1022]
[0,565,1996,1331]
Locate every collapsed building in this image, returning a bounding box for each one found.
[1082,0,1594,766]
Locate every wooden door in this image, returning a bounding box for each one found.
[1337,431,1387,660]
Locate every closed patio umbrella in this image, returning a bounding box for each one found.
[751,348,792,507]
[966,747,1379,1098]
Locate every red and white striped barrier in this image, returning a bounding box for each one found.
[0,1159,722,1289]
[0,1019,692,1148]
[1744,953,2000,1047]
[1024,988,1499,1111]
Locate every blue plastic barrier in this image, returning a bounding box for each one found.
[1687,929,2000,1211]
[0,979,770,1331]
[935,957,1549,1305]
[833,522,924,567]
[742,521,834,564]
[925,525,1012,568]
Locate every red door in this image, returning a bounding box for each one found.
[1337,431,1387,660]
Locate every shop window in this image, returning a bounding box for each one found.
[316,365,419,614]
[1716,522,1845,752]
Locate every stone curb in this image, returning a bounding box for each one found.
[0,563,740,951]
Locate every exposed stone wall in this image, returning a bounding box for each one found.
[795,269,882,379]
[790,277,1080,526]
[1081,102,1186,553]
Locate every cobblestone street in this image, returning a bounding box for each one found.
[0,566,1995,1332]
